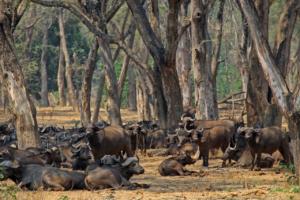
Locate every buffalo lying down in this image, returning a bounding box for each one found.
[0,161,85,191]
[158,145,199,176]
[85,156,146,190]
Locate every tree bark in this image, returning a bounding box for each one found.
[40,21,50,107]
[239,0,300,181]
[127,66,137,111]
[117,24,136,98]
[97,37,122,125]
[176,0,192,109]
[58,9,78,111]
[57,41,66,106]
[0,1,40,149]
[191,0,209,120]
[81,40,99,126]
[237,0,271,126]
[126,0,183,128]
[92,70,105,124]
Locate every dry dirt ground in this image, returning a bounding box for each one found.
[0,107,299,200]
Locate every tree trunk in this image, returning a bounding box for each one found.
[24,5,36,59]
[57,41,66,106]
[97,37,122,125]
[136,69,152,121]
[127,66,137,111]
[117,24,136,97]
[148,0,168,127]
[191,0,208,120]
[239,0,300,181]
[126,0,183,128]
[92,70,105,124]
[238,0,271,126]
[58,9,78,111]
[81,41,99,126]
[0,3,40,149]
[40,22,50,107]
[176,0,192,109]
[268,0,299,127]
[210,0,225,119]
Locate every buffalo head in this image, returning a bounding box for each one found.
[121,156,144,175]
[175,128,192,147]
[239,127,261,144]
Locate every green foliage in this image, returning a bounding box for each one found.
[270,186,300,194]
[216,62,242,99]
[279,162,295,174]
[0,185,20,200]
[58,195,69,200]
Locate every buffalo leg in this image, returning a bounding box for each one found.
[254,153,261,171]
[250,151,256,170]
[279,146,291,165]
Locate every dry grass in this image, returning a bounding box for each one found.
[0,107,298,200]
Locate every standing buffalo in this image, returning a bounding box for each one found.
[236,127,292,170]
[191,126,233,167]
[85,124,134,159]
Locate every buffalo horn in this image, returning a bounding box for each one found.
[121,156,139,167]
[191,145,200,160]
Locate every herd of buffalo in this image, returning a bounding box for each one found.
[0,109,294,191]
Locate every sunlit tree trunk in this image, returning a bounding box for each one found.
[177,0,192,109]
[98,37,122,125]
[58,9,78,111]
[57,42,66,106]
[0,1,40,149]
[81,41,99,126]
[40,21,50,107]
[92,70,105,124]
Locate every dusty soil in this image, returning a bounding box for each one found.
[0,107,298,200]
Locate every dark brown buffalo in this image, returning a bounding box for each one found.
[86,125,134,160]
[191,126,233,167]
[0,161,85,190]
[84,156,145,190]
[0,146,57,166]
[158,146,199,176]
[237,127,292,170]
[125,123,147,154]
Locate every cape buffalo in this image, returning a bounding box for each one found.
[158,146,199,176]
[237,127,292,170]
[85,124,134,159]
[84,156,145,190]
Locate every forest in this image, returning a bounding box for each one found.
[0,0,299,199]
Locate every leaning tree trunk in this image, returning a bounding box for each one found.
[240,0,271,126]
[268,0,299,127]
[81,41,99,126]
[58,9,78,111]
[92,70,105,124]
[57,42,66,106]
[0,5,40,149]
[176,0,192,109]
[239,0,300,183]
[40,22,50,107]
[97,37,122,125]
